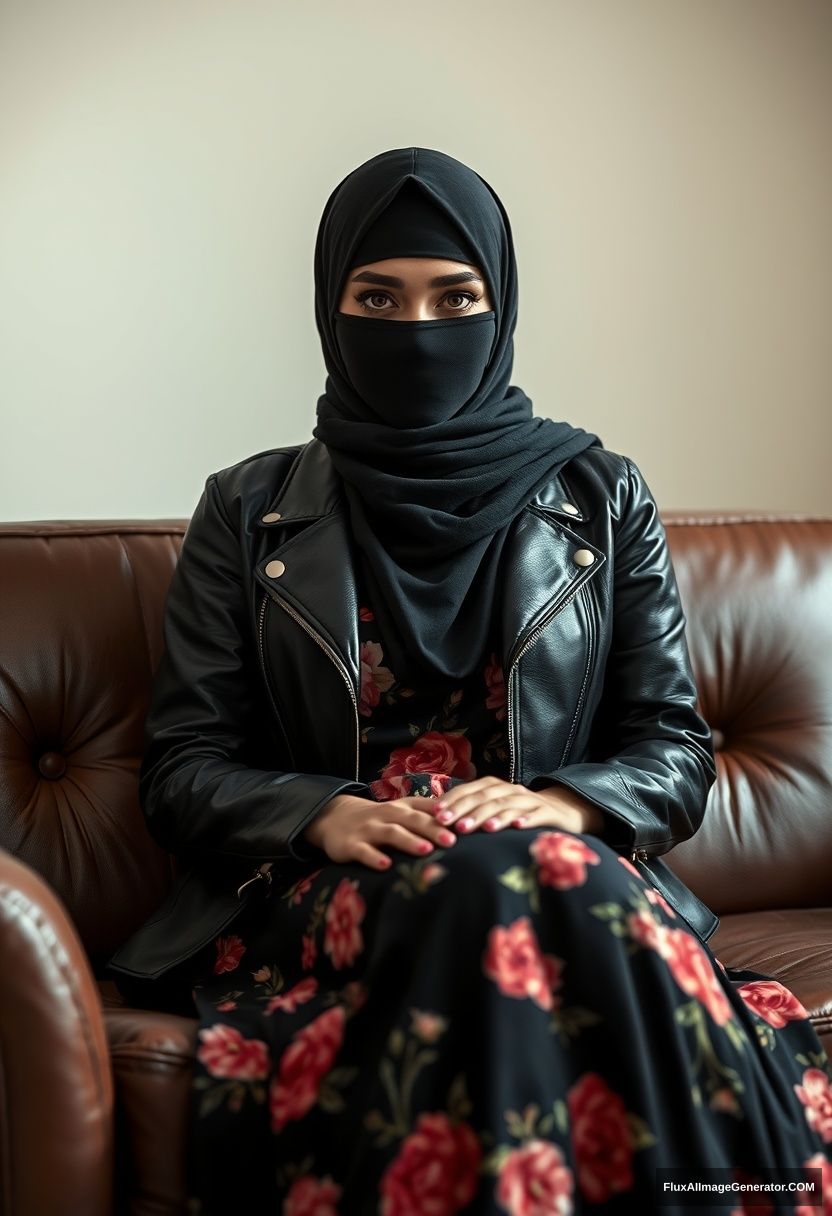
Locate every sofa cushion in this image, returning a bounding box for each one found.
[710,908,832,1051]
[103,981,197,1215]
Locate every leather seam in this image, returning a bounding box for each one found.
[0,884,110,1112]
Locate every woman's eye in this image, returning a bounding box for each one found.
[354,291,481,314]
[357,292,395,311]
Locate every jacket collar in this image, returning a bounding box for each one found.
[259,437,588,524]
[253,438,603,686]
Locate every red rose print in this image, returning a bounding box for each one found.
[284,1174,342,1216]
[359,640,395,716]
[567,1072,634,1203]
[627,908,676,959]
[291,871,324,905]
[409,1009,449,1044]
[213,933,246,975]
[644,887,676,918]
[265,976,318,1015]
[482,916,564,1012]
[530,831,602,889]
[484,651,506,721]
[269,1005,346,1132]
[795,1152,832,1216]
[793,1068,832,1143]
[709,1087,740,1114]
[302,933,317,970]
[323,877,366,969]
[372,731,477,801]
[196,1023,270,1081]
[736,979,810,1028]
[371,774,415,800]
[431,772,454,797]
[495,1138,574,1215]
[379,1111,482,1214]
[359,605,374,622]
[664,929,733,1026]
[726,1167,775,1215]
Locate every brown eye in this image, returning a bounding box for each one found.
[355,291,395,312]
[443,292,479,312]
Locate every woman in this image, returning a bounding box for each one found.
[108,148,831,1214]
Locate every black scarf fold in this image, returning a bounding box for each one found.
[312,146,602,681]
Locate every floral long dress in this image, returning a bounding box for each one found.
[180,562,832,1216]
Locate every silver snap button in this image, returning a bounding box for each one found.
[573,548,595,567]
[560,502,579,515]
[262,512,282,523]
[265,559,285,578]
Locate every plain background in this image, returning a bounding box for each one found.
[1,0,830,521]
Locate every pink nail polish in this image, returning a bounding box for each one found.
[437,810,453,824]
[418,840,433,853]
[485,818,502,831]
[459,817,475,832]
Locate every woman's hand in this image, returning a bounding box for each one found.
[430,775,606,836]
[302,792,461,871]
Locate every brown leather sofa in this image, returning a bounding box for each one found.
[1,506,830,1215]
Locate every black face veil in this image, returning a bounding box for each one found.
[312,146,603,682]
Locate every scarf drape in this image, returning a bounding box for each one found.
[311,146,603,681]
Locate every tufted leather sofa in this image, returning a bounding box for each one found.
[1,506,830,1215]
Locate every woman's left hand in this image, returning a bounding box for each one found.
[431,775,605,837]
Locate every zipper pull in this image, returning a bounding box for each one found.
[236,861,275,900]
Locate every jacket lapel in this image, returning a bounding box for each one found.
[253,439,363,686]
[253,438,606,699]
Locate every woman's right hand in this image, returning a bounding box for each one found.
[301,793,458,870]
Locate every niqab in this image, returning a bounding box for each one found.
[312,146,603,681]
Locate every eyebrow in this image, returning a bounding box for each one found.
[349,270,483,288]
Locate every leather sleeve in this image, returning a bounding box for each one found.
[138,472,373,865]
[528,457,717,856]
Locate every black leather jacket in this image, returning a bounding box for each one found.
[106,438,719,994]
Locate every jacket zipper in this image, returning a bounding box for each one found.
[257,593,299,769]
[243,588,360,896]
[559,584,595,768]
[237,860,274,900]
[260,586,360,780]
[505,581,648,864]
[506,582,585,783]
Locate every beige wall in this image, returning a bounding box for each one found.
[2,0,830,520]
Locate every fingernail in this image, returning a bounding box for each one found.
[436,810,453,824]
[434,801,447,810]
[485,818,502,831]
[418,840,433,853]
[512,817,527,827]
[439,830,456,846]
[458,817,475,832]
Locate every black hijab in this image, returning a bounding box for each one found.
[312,146,602,682]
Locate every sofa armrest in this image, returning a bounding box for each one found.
[0,847,113,1216]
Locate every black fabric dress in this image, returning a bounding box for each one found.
[179,561,832,1216]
